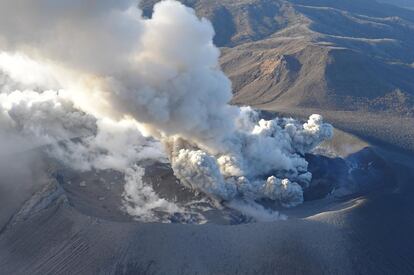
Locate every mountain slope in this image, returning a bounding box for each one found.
[378,0,414,10]
[142,0,414,116]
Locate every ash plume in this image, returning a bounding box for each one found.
[0,0,333,221]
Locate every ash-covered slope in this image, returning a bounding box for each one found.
[142,0,414,115]
[1,132,414,275]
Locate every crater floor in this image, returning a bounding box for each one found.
[1,128,413,274]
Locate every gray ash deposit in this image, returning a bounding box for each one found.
[45,127,395,225]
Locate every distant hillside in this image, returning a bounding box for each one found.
[141,0,414,116]
[377,0,414,10]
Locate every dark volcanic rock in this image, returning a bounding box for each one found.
[304,146,396,201]
[304,154,348,201]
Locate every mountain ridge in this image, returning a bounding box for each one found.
[142,0,414,116]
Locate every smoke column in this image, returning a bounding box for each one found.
[0,0,333,221]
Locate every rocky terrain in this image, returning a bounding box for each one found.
[2,128,414,274]
[142,0,414,151]
[142,0,414,111]
[1,1,414,274]
[143,0,414,110]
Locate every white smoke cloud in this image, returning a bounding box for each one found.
[171,148,237,201]
[0,53,60,90]
[0,90,96,156]
[0,89,186,222]
[168,109,332,208]
[226,200,287,222]
[0,0,333,222]
[48,118,165,171]
[122,165,184,222]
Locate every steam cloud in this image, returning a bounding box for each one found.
[0,0,333,222]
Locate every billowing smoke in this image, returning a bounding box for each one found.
[0,0,333,222]
[0,88,188,222]
[0,90,96,156]
[168,109,332,207]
